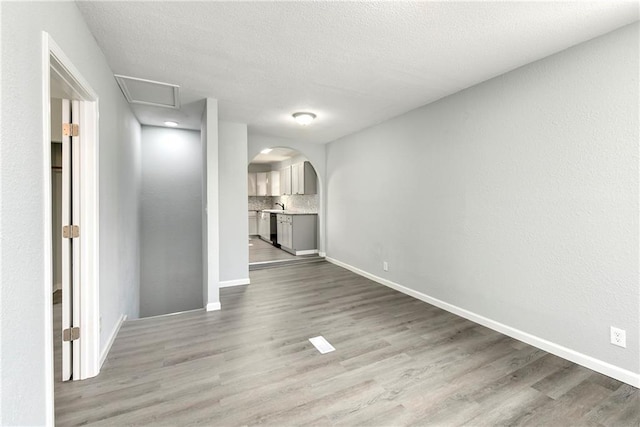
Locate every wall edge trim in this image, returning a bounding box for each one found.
[325,256,640,388]
[100,314,127,368]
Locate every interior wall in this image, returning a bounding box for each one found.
[203,98,221,310]
[115,104,142,322]
[219,121,249,284]
[0,2,142,424]
[326,23,639,378]
[140,126,203,317]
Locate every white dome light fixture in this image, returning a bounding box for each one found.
[164,120,179,127]
[292,112,316,126]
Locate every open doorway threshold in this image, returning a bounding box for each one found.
[249,256,325,271]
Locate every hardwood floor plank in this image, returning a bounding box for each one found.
[584,384,640,426]
[53,261,640,426]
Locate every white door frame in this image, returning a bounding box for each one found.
[42,31,101,423]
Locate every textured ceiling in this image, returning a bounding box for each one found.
[77,1,638,144]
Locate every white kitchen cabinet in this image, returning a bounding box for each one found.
[291,163,301,195]
[254,171,281,196]
[256,172,268,196]
[276,214,317,255]
[291,161,317,195]
[269,170,280,196]
[276,214,292,249]
[280,166,292,195]
[248,211,258,235]
[247,173,257,196]
[258,211,271,241]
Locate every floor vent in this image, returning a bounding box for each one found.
[309,336,335,354]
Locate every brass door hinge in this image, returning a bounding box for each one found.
[62,123,79,137]
[62,225,80,238]
[63,327,80,342]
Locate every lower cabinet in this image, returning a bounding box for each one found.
[276,214,318,255]
[248,211,258,235]
[258,212,271,241]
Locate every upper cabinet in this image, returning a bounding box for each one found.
[280,166,292,195]
[248,173,257,196]
[250,161,315,196]
[256,172,268,196]
[250,170,281,196]
[269,170,280,196]
[291,161,317,195]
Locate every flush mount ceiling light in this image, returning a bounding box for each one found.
[164,121,179,127]
[292,112,316,126]
[260,148,273,154]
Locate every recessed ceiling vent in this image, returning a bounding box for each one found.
[114,74,180,109]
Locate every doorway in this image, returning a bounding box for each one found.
[247,147,323,269]
[43,32,101,423]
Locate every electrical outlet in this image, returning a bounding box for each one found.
[383,261,388,271]
[610,326,626,348]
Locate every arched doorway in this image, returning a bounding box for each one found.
[247,147,323,268]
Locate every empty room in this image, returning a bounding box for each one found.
[1,1,639,426]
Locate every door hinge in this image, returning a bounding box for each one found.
[62,123,79,137]
[63,327,80,342]
[62,225,80,238]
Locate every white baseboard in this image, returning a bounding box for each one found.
[325,256,640,388]
[219,278,250,288]
[130,308,204,322]
[319,251,326,257]
[100,314,126,368]
[296,249,319,256]
[206,302,221,311]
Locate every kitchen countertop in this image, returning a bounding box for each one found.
[261,209,318,215]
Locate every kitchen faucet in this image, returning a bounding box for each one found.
[275,202,285,210]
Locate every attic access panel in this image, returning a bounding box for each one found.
[114,74,180,109]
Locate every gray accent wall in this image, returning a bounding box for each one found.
[326,23,639,376]
[0,2,142,424]
[140,126,203,317]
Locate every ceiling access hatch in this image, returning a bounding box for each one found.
[114,74,180,109]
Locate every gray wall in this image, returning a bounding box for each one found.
[219,122,249,284]
[140,126,203,317]
[0,2,142,424]
[203,98,220,310]
[326,23,639,376]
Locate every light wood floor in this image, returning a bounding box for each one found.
[55,261,639,426]
[249,235,318,264]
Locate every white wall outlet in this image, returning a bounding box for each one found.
[610,326,626,348]
[383,261,388,272]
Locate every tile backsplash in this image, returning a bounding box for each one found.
[248,196,275,211]
[248,194,319,213]
[274,194,319,213]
